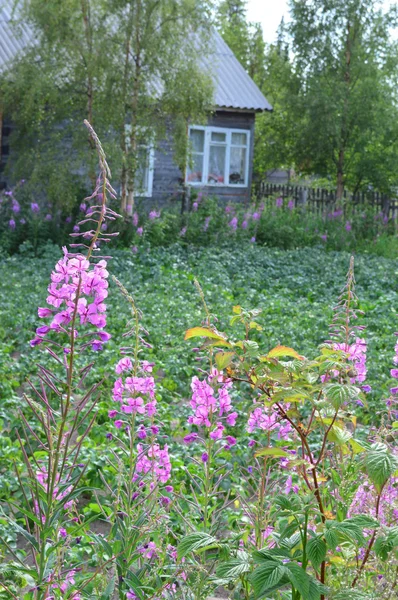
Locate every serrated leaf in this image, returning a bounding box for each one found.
[255,447,291,458]
[215,351,234,370]
[307,536,326,572]
[328,425,352,446]
[285,562,310,597]
[177,532,219,560]
[266,345,304,360]
[346,515,380,529]
[271,388,309,403]
[324,383,360,409]
[324,527,338,550]
[215,559,251,580]
[361,442,398,492]
[250,561,287,596]
[333,591,373,599]
[349,438,367,454]
[184,327,231,347]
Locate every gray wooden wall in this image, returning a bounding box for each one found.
[149,110,255,206]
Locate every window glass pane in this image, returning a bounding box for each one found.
[229,146,246,184]
[231,132,247,146]
[211,131,226,143]
[190,129,205,152]
[208,145,226,184]
[187,153,204,183]
[135,146,149,192]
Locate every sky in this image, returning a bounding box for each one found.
[246,0,397,44]
[246,0,289,44]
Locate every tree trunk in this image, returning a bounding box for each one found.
[336,149,345,201]
[120,1,134,215]
[125,0,141,218]
[336,21,352,201]
[81,0,96,186]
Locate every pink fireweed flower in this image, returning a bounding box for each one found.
[333,338,367,384]
[241,220,248,229]
[348,471,398,527]
[30,248,110,349]
[229,217,238,230]
[139,541,158,559]
[288,200,294,210]
[110,360,158,427]
[133,212,139,226]
[31,202,40,213]
[116,357,133,374]
[345,221,352,232]
[149,210,160,220]
[134,443,171,483]
[275,197,283,207]
[137,227,143,236]
[187,374,236,440]
[192,202,198,211]
[247,403,292,440]
[122,396,146,414]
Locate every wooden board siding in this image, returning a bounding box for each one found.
[147,110,256,205]
[0,116,10,190]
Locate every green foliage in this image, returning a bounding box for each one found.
[1,0,213,210]
[361,442,398,492]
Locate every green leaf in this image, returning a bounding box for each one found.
[285,562,310,597]
[349,438,367,454]
[266,345,304,360]
[250,561,287,597]
[124,573,143,600]
[177,532,219,560]
[333,592,373,600]
[346,515,380,529]
[214,351,234,370]
[324,383,360,409]
[99,576,116,600]
[361,442,398,492]
[324,527,338,550]
[255,447,291,458]
[327,424,352,446]
[271,388,309,403]
[215,559,251,580]
[307,535,327,571]
[326,520,364,546]
[184,326,231,347]
[13,523,39,552]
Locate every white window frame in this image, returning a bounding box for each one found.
[135,145,155,198]
[186,125,250,188]
[124,124,155,197]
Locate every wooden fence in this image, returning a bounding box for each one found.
[255,182,398,219]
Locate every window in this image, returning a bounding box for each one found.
[134,144,155,197]
[186,126,250,187]
[125,124,155,197]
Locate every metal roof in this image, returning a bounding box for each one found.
[0,1,33,72]
[0,1,272,112]
[205,30,272,112]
